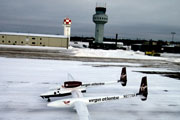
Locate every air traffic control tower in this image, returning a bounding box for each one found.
[93,4,108,43]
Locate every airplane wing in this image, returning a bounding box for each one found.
[71,90,92,120]
[73,101,91,120]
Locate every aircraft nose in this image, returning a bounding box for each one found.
[47,100,71,108]
[40,93,46,96]
[40,91,54,97]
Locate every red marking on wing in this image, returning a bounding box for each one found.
[63,101,70,104]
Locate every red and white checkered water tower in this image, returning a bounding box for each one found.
[63,17,71,41]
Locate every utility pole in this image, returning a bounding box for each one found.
[171,32,176,42]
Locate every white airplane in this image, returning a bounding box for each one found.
[40,67,127,102]
[47,76,148,120]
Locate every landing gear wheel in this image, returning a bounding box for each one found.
[47,98,51,102]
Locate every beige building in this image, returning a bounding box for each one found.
[0,32,69,48]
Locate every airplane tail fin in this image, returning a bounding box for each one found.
[118,67,127,86]
[137,76,148,101]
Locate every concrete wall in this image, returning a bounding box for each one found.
[0,34,68,48]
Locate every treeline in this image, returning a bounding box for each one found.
[71,36,180,46]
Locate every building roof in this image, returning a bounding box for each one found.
[0,32,67,38]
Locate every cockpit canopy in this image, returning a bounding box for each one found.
[64,81,82,88]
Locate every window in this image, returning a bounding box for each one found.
[21,41,23,44]
[15,41,17,43]
[25,38,29,41]
[32,42,35,44]
[32,37,35,40]
[2,36,4,38]
[40,38,42,40]
[8,41,11,43]
[40,42,42,45]
[2,40,4,43]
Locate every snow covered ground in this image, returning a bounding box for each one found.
[71,48,180,63]
[72,48,162,60]
[0,57,180,120]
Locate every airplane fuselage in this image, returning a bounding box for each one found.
[40,67,127,101]
[40,87,86,99]
[47,94,138,108]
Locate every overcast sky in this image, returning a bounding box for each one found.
[0,0,180,41]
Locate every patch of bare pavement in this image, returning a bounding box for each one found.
[0,46,180,80]
[134,71,180,80]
